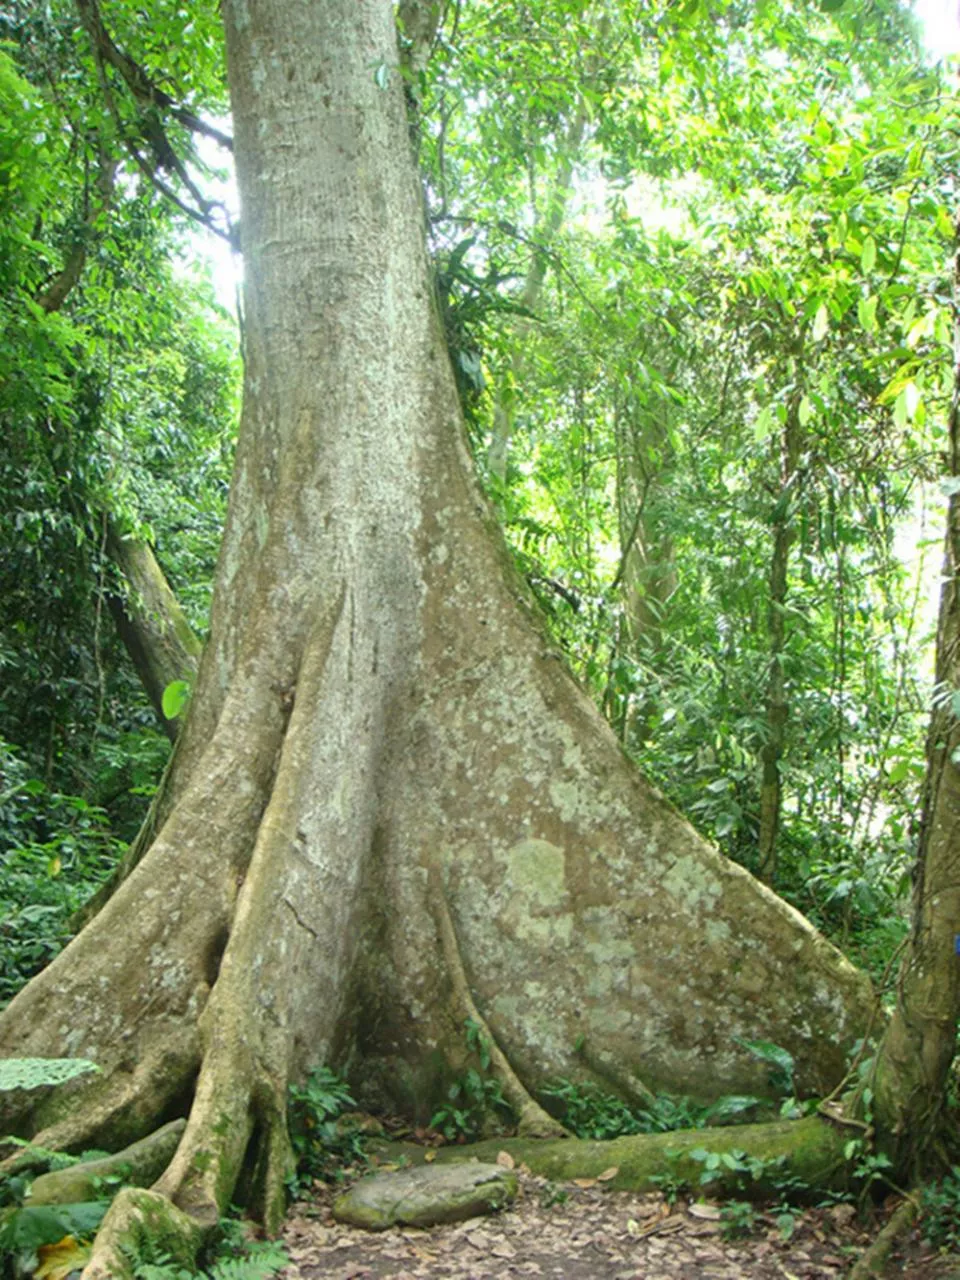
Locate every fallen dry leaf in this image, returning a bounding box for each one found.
[597,1166,620,1182]
[35,1237,92,1280]
[496,1149,516,1169]
[424,1148,438,1162]
[688,1202,722,1220]
[572,1177,597,1188]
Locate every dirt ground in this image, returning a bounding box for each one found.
[279,1171,960,1280]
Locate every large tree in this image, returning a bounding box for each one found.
[0,0,884,1270]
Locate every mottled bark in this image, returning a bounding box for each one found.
[869,216,960,1173]
[106,523,202,739]
[0,1,873,1270]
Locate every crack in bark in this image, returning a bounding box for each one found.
[283,897,321,941]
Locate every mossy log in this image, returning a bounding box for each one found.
[376,1114,854,1198]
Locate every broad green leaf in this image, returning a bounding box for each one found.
[886,760,909,784]
[893,389,909,430]
[0,1058,100,1091]
[798,395,814,427]
[857,296,877,334]
[753,404,775,442]
[860,236,877,273]
[0,1203,109,1252]
[812,304,829,342]
[161,679,191,721]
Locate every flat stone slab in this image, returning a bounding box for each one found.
[332,1161,518,1230]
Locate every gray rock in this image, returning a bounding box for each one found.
[332,1161,518,1230]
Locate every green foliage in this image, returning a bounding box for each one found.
[0,740,122,1005]
[0,1057,99,1091]
[430,1020,514,1141]
[541,1078,716,1140]
[736,1039,796,1099]
[538,1182,569,1210]
[920,1168,960,1253]
[0,1199,109,1274]
[128,1217,287,1280]
[718,1198,760,1240]
[430,1069,510,1143]
[287,1067,364,1186]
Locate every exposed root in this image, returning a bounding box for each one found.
[153,1058,255,1227]
[245,1081,296,1234]
[846,1195,919,1280]
[580,1043,658,1108]
[428,1113,852,1193]
[29,1120,186,1205]
[0,1038,199,1175]
[429,865,569,1140]
[0,1111,108,1181]
[81,1187,206,1280]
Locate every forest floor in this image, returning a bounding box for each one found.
[279,1174,960,1280]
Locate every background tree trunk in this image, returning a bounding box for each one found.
[758,390,802,883]
[106,523,202,739]
[869,215,960,1173]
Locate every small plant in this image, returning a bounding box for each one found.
[430,1020,514,1141]
[430,1068,509,1142]
[287,1066,364,1186]
[538,1181,569,1209]
[540,1078,641,1140]
[920,1167,960,1252]
[650,1153,690,1206]
[689,1146,773,1192]
[719,1199,758,1239]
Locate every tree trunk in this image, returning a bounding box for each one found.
[757,394,802,883]
[868,215,960,1174]
[106,522,202,739]
[0,1,872,1269]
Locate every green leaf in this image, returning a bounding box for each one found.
[753,404,775,443]
[812,304,829,342]
[161,679,191,721]
[860,236,877,273]
[798,395,814,427]
[857,295,877,334]
[0,1058,100,1091]
[0,1203,110,1252]
[886,760,909,784]
[893,389,909,430]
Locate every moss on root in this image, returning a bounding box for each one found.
[81,1187,207,1280]
[372,1114,853,1197]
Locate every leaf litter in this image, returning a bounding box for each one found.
[275,1167,934,1280]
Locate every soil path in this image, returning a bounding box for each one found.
[278,1172,960,1279]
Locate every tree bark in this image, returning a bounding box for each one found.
[106,523,202,739]
[0,1,873,1268]
[868,215,960,1174]
[758,394,802,883]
